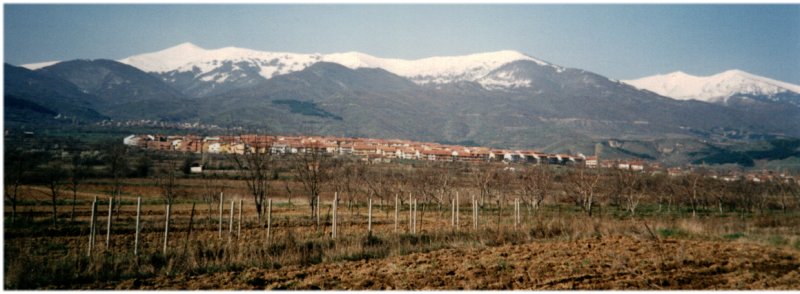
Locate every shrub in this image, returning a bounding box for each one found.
[767,235,789,247]
[723,232,745,240]
[657,228,689,238]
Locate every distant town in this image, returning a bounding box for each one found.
[124,133,796,183]
[124,133,600,164]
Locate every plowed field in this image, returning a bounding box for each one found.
[106,236,799,290]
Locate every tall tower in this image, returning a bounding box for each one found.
[594,143,602,162]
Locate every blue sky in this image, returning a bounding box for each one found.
[4,4,800,82]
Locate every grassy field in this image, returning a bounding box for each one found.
[4,178,800,289]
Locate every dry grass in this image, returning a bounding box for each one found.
[5,182,800,289]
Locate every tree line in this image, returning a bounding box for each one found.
[5,139,800,227]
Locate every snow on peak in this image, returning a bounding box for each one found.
[323,49,546,85]
[119,42,211,73]
[21,60,60,70]
[116,43,547,87]
[623,70,800,103]
[120,43,323,80]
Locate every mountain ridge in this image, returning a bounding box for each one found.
[623,70,800,105]
[8,44,800,162]
[25,43,561,96]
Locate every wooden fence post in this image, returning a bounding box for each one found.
[413,199,418,235]
[409,194,413,233]
[185,202,196,252]
[163,203,170,255]
[218,192,224,239]
[228,200,234,243]
[106,196,113,249]
[332,193,337,239]
[394,194,399,233]
[517,199,521,229]
[473,198,478,231]
[237,199,243,240]
[88,197,97,257]
[134,197,141,256]
[451,198,455,228]
[368,197,373,235]
[456,192,459,229]
[267,198,272,242]
[514,198,518,230]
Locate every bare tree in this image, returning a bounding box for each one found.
[154,160,181,205]
[201,174,225,224]
[472,163,498,208]
[436,163,463,208]
[361,165,393,209]
[4,149,37,224]
[706,178,727,214]
[730,179,756,216]
[327,158,347,206]
[685,172,703,217]
[42,160,66,225]
[614,169,645,216]
[775,178,797,214]
[567,165,601,216]
[518,164,553,214]
[341,161,363,211]
[646,173,670,213]
[283,177,294,205]
[292,145,330,223]
[229,138,272,223]
[69,153,87,222]
[102,141,129,218]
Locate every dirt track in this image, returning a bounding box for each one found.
[108,236,800,290]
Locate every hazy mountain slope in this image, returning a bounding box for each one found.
[4,64,107,123]
[194,62,447,140]
[36,60,197,120]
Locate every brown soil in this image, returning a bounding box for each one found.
[104,236,799,290]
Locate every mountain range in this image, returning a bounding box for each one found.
[6,42,800,160]
[624,70,800,106]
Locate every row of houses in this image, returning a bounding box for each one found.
[121,134,798,183]
[124,134,600,166]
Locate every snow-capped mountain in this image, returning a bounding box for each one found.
[623,70,800,106]
[21,60,61,70]
[322,50,559,88]
[22,42,563,97]
[119,42,323,79]
[93,43,556,96]
[10,44,800,151]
